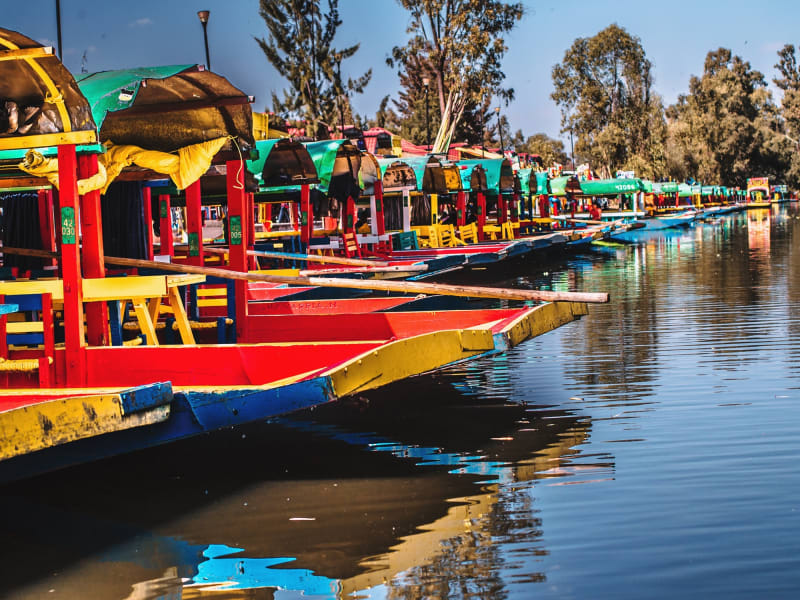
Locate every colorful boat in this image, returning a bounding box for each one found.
[0,28,601,481]
[745,177,772,208]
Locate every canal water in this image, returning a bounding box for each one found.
[2,206,800,599]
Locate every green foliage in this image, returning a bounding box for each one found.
[519,133,569,167]
[551,24,666,179]
[255,0,371,139]
[667,48,792,186]
[390,0,523,151]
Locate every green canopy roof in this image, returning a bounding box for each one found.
[246,139,318,192]
[376,157,418,191]
[303,139,361,194]
[653,182,679,194]
[701,185,715,196]
[578,178,643,196]
[74,64,254,152]
[457,159,514,194]
[640,180,654,193]
[458,161,488,192]
[517,168,531,195]
[677,183,693,197]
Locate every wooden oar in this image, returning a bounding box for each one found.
[0,247,609,303]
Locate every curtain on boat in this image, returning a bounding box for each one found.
[0,191,44,272]
[101,181,148,259]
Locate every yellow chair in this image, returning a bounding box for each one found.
[458,223,478,244]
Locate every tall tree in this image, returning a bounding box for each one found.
[521,133,569,167]
[774,44,800,185]
[666,48,791,186]
[256,0,371,139]
[552,24,666,179]
[389,0,523,152]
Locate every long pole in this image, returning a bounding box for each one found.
[55,0,63,59]
[425,85,430,151]
[201,21,211,70]
[337,57,345,136]
[570,129,575,171]
[497,109,504,155]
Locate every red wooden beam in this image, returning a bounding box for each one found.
[158,194,173,257]
[78,154,109,347]
[226,159,249,341]
[374,180,386,236]
[185,180,204,266]
[57,144,86,386]
[477,192,486,241]
[299,183,312,245]
[142,186,154,260]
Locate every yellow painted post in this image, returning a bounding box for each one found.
[430,193,438,225]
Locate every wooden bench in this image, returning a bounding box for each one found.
[0,294,54,386]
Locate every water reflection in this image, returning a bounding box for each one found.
[1,376,593,599]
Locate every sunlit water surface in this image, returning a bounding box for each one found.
[2,207,800,599]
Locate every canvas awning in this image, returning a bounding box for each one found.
[247,139,318,191]
[578,178,643,196]
[0,27,97,152]
[653,182,679,194]
[304,139,362,195]
[457,158,514,194]
[459,162,489,192]
[75,65,254,153]
[375,157,417,192]
[403,155,448,194]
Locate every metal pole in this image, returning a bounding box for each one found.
[570,129,575,171]
[55,0,63,59]
[197,11,211,70]
[423,77,430,152]
[337,57,345,137]
[495,107,504,156]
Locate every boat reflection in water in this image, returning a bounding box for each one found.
[2,375,599,599]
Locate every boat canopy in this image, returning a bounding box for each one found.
[549,175,582,197]
[304,139,362,195]
[403,155,449,194]
[440,162,463,193]
[0,27,97,152]
[578,178,643,196]
[247,139,318,191]
[375,157,418,192]
[517,168,532,196]
[640,180,654,193]
[653,182,679,194]
[75,65,254,153]
[677,183,693,197]
[701,186,715,196]
[457,158,514,194]
[457,161,488,192]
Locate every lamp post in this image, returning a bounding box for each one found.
[55,0,63,58]
[569,128,575,172]
[495,106,504,156]
[422,77,431,152]
[197,10,211,70]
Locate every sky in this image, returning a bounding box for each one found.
[5,0,800,146]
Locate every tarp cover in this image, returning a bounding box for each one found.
[0,27,95,140]
[458,162,488,192]
[457,159,514,194]
[578,178,643,196]
[75,65,254,152]
[376,157,417,191]
[247,139,318,191]
[653,182,679,194]
[304,139,361,194]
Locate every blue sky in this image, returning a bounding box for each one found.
[5,0,799,144]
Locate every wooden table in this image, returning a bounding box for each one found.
[0,274,205,346]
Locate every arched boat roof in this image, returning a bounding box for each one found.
[457,158,514,194]
[75,64,254,153]
[304,139,362,194]
[247,139,319,190]
[458,162,489,192]
[0,27,97,151]
[375,157,418,192]
[403,155,449,194]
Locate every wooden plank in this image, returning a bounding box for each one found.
[82,275,168,302]
[131,298,159,345]
[0,304,19,316]
[0,130,97,151]
[0,279,64,300]
[0,46,53,61]
[6,321,44,334]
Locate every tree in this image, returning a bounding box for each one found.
[256,0,371,139]
[389,0,523,152]
[666,48,792,186]
[551,24,667,179]
[773,44,800,185]
[520,133,569,167]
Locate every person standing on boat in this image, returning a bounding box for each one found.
[588,200,602,222]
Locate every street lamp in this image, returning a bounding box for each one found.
[422,77,431,152]
[197,10,211,71]
[495,106,504,156]
[336,54,345,138]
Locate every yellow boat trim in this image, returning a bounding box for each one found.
[326,328,496,397]
[0,392,170,461]
[500,301,589,348]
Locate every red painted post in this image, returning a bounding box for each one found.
[185,179,204,266]
[675,192,679,208]
[247,192,257,270]
[299,184,312,245]
[142,186,154,261]
[57,145,86,386]
[497,194,507,225]
[78,154,108,347]
[477,192,486,241]
[227,159,249,341]
[374,180,386,236]
[456,190,466,227]
[158,194,173,258]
